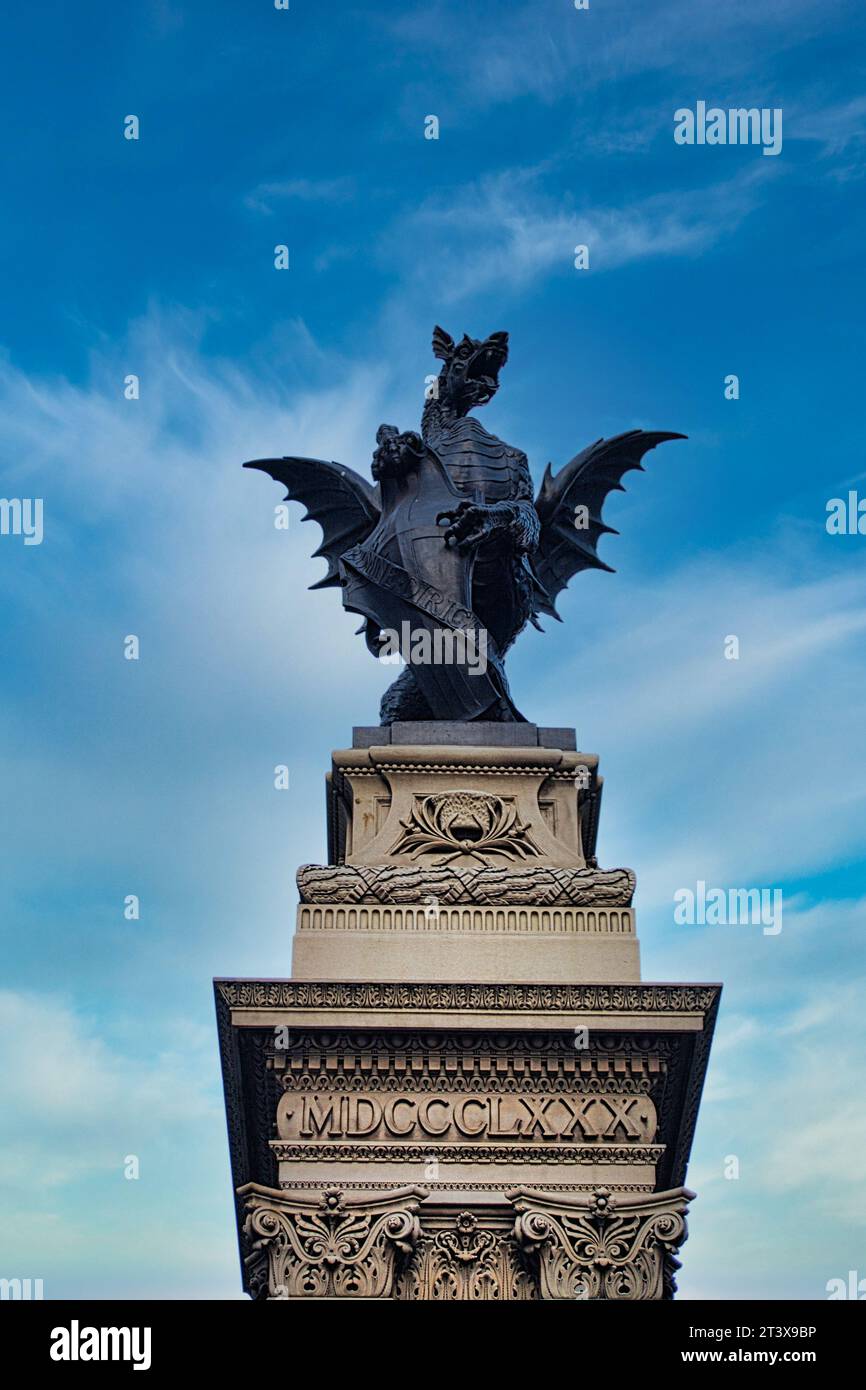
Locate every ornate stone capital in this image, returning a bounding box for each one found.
[510,1186,694,1300]
[240,1184,426,1300]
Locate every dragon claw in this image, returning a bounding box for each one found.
[436,501,492,548]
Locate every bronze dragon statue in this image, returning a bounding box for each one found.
[245,327,684,724]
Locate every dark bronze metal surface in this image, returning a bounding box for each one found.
[246,327,684,723]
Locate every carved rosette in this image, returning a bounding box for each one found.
[241,1186,425,1300]
[511,1186,693,1301]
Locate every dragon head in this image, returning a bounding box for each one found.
[430,325,509,417]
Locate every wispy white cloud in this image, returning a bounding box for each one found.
[389,165,765,301]
[686,962,866,1297]
[244,176,356,215]
[791,94,866,180]
[0,989,219,1190]
[517,532,866,907]
[0,988,242,1297]
[389,0,851,109]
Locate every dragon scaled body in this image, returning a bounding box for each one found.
[245,327,684,724]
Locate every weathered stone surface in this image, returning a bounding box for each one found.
[291,911,641,983]
[217,985,719,1296]
[240,1184,425,1300]
[511,1185,693,1300]
[276,1089,659,1145]
[395,1209,538,1300]
[296,902,634,931]
[307,740,633,981]
[217,977,720,1021]
[237,1178,693,1300]
[328,733,605,869]
[297,862,635,906]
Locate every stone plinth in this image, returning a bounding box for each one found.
[215,725,720,1300]
[292,734,636,982]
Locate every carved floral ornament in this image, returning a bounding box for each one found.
[396,1211,537,1301]
[391,790,541,863]
[511,1187,692,1301]
[242,1186,424,1300]
[218,979,721,1014]
[240,1185,692,1300]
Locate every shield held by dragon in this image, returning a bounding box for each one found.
[245,326,684,725]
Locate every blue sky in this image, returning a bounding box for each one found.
[1,0,866,1299]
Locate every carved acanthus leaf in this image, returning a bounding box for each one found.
[511,1186,692,1301]
[241,1185,426,1300]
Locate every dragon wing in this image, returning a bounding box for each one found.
[244,455,381,590]
[531,429,685,619]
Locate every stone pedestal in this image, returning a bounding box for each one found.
[216,724,719,1300]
